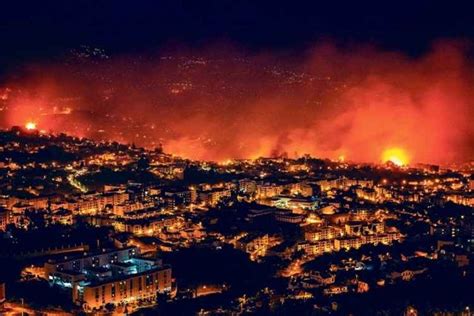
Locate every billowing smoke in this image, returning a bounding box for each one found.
[1,41,473,164]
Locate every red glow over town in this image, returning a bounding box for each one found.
[1,42,473,165]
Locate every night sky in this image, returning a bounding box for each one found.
[2,1,474,72]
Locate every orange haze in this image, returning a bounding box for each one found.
[1,41,473,164]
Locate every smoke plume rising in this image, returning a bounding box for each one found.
[1,41,473,164]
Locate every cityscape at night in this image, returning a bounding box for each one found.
[0,1,473,315]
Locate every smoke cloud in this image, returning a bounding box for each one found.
[1,41,473,164]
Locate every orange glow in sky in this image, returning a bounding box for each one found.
[1,42,473,164]
[382,147,409,166]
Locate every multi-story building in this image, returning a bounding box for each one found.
[444,193,474,207]
[344,221,385,236]
[355,188,378,202]
[364,232,401,245]
[298,240,334,255]
[239,179,257,194]
[6,195,51,210]
[198,189,231,206]
[304,226,342,242]
[255,183,284,199]
[44,247,138,275]
[274,210,305,224]
[76,265,172,311]
[162,188,195,206]
[44,247,173,311]
[334,237,365,251]
[113,215,182,236]
[114,201,153,217]
[315,179,340,192]
[67,191,129,215]
[270,196,318,211]
[289,182,314,197]
[0,208,10,231]
[235,233,280,261]
[51,209,74,225]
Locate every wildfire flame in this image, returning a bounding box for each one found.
[382,147,409,166]
[2,42,473,164]
[25,122,37,130]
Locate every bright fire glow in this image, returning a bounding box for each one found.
[382,147,409,166]
[25,122,37,130]
[1,42,472,164]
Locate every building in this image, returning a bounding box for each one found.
[323,284,348,295]
[198,189,231,206]
[364,232,401,245]
[44,247,173,311]
[163,188,195,206]
[270,196,318,211]
[304,226,342,241]
[247,206,275,220]
[235,233,280,261]
[114,215,182,236]
[334,237,365,251]
[67,191,129,215]
[298,240,334,255]
[274,210,305,224]
[0,208,10,231]
[289,182,314,197]
[76,265,172,311]
[6,195,51,211]
[444,193,474,207]
[51,209,74,225]
[239,179,257,194]
[255,183,284,199]
[344,221,385,236]
[115,201,153,216]
[44,247,138,276]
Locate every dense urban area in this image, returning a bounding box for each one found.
[0,126,472,315]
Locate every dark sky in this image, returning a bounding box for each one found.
[1,0,474,72]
